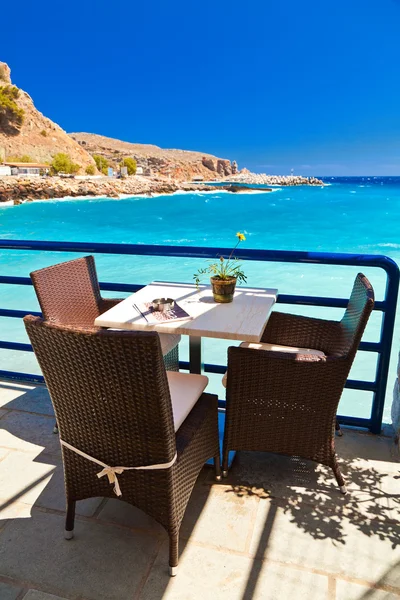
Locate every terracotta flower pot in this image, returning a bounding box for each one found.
[210,276,237,303]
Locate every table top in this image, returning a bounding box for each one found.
[95,281,278,343]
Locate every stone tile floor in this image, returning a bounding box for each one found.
[0,380,399,600]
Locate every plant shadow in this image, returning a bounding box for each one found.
[221,446,399,548]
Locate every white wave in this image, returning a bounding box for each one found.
[162,238,195,243]
[16,187,283,206]
[31,194,131,203]
[239,189,274,194]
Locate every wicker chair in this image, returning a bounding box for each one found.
[24,316,221,576]
[30,255,180,371]
[222,273,374,494]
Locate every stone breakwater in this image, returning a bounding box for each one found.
[228,172,324,186]
[0,176,231,204]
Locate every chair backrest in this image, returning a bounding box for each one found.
[30,256,102,327]
[338,273,375,359]
[24,315,176,467]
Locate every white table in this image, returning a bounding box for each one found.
[95,281,278,374]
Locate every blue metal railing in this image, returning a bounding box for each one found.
[0,240,398,433]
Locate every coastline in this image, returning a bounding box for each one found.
[0,173,323,205]
[0,189,283,208]
[0,188,282,208]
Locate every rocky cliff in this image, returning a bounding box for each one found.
[0,62,96,171]
[69,132,237,181]
[0,60,321,188]
[0,59,236,180]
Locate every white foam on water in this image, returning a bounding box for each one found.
[31,195,124,203]
[162,238,195,243]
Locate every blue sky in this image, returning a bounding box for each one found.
[2,0,400,175]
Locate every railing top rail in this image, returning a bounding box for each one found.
[0,240,398,277]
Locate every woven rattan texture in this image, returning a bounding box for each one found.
[223,273,375,489]
[24,316,220,567]
[30,255,179,370]
[31,255,105,327]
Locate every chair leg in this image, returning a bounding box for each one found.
[335,419,343,437]
[331,455,347,495]
[65,500,75,539]
[53,421,59,434]
[169,532,179,576]
[214,452,222,481]
[222,449,229,478]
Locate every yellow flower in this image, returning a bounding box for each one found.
[236,232,246,242]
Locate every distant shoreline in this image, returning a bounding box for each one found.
[0,174,323,204]
[6,188,277,207]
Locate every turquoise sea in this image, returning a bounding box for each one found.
[0,176,399,423]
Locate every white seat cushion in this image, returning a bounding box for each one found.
[222,342,326,387]
[159,333,181,356]
[167,371,209,431]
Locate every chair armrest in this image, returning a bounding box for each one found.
[225,345,348,412]
[261,311,342,353]
[99,298,122,313]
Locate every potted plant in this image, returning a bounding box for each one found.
[193,232,247,303]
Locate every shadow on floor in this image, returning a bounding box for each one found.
[220,445,400,600]
[223,449,399,547]
[0,382,399,599]
[0,382,218,600]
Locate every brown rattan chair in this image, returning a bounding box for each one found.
[24,316,221,576]
[29,255,180,371]
[222,273,374,494]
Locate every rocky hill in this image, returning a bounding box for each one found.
[0,59,321,189]
[69,132,238,181]
[0,62,95,171]
[0,59,237,180]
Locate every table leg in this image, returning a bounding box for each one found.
[189,336,203,374]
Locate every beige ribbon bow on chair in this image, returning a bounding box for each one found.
[60,439,177,497]
[97,466,125,497]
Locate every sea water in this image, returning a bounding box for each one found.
[0,176,399,423]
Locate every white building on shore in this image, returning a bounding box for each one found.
[2,162,50,176]
[0,165,11,176]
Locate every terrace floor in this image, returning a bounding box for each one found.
[0,380,399,600]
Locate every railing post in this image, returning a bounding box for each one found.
[370,262,399,433]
